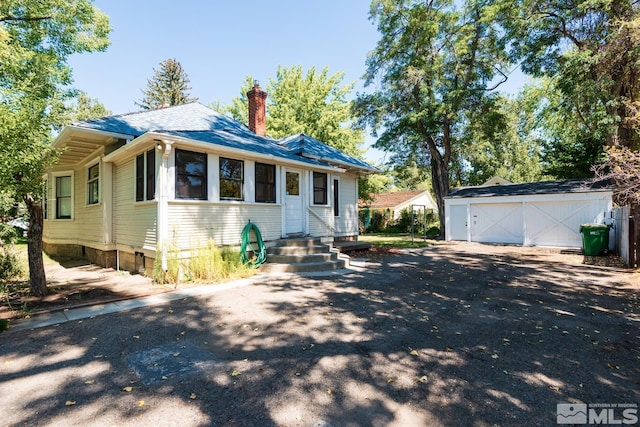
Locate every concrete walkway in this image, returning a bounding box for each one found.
[8,262,370,333]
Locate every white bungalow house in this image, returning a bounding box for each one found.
[43,84,377,274]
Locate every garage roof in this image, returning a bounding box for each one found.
[446,179,613,199]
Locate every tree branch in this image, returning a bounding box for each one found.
[0,15,52,23]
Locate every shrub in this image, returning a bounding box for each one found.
[153,242,180,284]
[0,242,21,282]
[154,240,254,285]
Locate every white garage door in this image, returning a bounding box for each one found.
[525,200,599,247]
[470,203,523,244]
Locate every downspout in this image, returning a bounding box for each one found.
[157,140,172,272]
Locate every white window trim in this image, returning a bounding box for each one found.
[86,162,100,206]
[134,149,159,203]
[52,170,74,220]
[312,171,329,206]
[333,176,340,217]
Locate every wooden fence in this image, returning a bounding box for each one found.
[614,206,639,268]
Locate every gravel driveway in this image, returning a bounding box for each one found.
[1,243,638,426]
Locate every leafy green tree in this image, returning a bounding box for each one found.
[0,1,110,296]
[137,58,198,110]
[527,78,608,178]
[228,66,371,197]
[498,0,640,149]
[67,91,111,123]
[461,94,543,185]
[228,66,363,158]
[354,0,510,235]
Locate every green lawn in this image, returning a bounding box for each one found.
[359,232,439,249]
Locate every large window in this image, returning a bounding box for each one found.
[136,149,156,202]
[313,172,328,205]
[176,149,207,200]
[87,163,99,205]
[220,157,244,200]
[255,162,276,203]
[56,175,72,219]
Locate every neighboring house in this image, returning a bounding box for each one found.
[361,190,437,219]
[43,83,377,274]
[445,179,614,248]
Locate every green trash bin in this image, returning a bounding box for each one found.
[579,224,610,256]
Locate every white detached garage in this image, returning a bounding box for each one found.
[445,179,614,248]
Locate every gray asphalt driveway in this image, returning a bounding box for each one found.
[1,243,638,426]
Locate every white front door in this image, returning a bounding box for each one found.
[285,170,304,235]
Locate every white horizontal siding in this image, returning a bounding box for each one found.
[167,202,282,249]
[43,161,105,246]
[308,206,333,237]
[334,174,358,237]
[113,158,157,249]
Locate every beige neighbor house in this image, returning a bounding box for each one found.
[361,190,437,220]
[43,84,377,274]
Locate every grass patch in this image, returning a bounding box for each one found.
[359,232,438,249]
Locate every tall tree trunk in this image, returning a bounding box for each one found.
[431,157,449,237]
[23,194,48,297]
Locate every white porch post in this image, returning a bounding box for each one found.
[157,140,172,271]
[102,160,113,244]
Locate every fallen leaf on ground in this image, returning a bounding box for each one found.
[123,387,133,392]
[84,380,95,385]
[491,354,499,359]
[231,370,241,376]
[387,377,394,383]
[190,393,197,399]
[138,400,145,407]
[409,350,419,356]
[417,376,428,383]
[65,400,76,406]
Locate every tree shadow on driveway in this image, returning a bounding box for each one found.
[0,244,638,426]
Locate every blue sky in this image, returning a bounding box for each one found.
[68,1,526,163]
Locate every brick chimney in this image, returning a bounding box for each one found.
[247,81,267,136]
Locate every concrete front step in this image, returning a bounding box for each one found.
[268,244,332,256]
[261,237,349,274]
[267,252,338,264]
[260,258,347,274]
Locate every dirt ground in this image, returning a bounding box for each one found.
[0,242,638,426]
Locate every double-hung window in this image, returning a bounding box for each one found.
[56,175,72,219]
[255,162,275,203]
[219,157,244,200]
[87,163,99,205]
[313,172,328,205]
[136,149,156,202]
[176,149,207,200]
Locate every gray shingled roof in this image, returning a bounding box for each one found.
[279,133,378,173]
[156,129,327,168]
[72,103,376,173]
[446,179,613,199]
[74,103,247,137]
